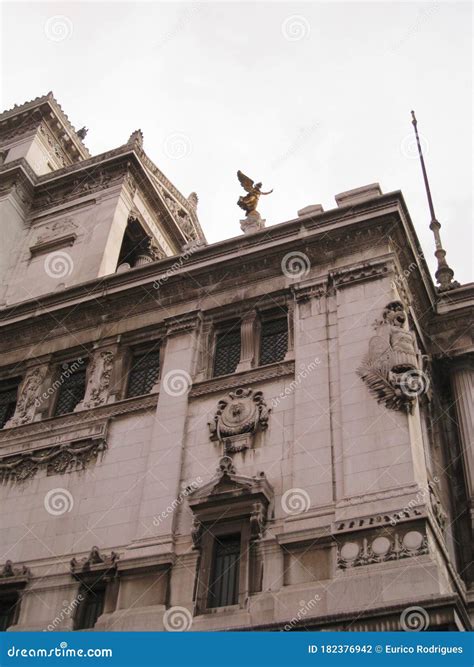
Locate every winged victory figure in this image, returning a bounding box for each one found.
[237,170,273,216]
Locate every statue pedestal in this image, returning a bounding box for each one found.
[240,211,265,234]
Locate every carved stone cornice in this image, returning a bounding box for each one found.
[0,436,107,484]
[291,281,328,302]
[331,258,393,288]
[0,394,157,446]
[70,547,119,579]
[0,560,31,586]
[334,507,426,534]
[189,361,295,398]
[164,311,202,337]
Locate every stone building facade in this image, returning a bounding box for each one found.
[0,93,472,632]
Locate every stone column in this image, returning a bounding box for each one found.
[236,309,258,373]
[128,312,202,553]
[450,360,474,528]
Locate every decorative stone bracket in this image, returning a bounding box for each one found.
[77,349,115,411]
[208,387,270,454]
[357,300,428,413]
[0,560,31,584]
[70,547,119,578]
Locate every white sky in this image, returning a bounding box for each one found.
[1,1,472,284]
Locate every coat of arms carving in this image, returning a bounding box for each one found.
[357,301,429,413]
[208,387,270,453]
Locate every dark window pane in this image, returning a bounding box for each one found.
[208,534,241,608]
[75,586,105,630]
[54,361,87,416]
[260,317,288,366]
[0,594,18,631]
[126,349,160,398]
[0,379,20,428]
[213,329,241,377]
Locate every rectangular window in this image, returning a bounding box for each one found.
[54,361,87,416]
[213,327,241,377]
[0,593,19,631]
[126,348,161,398]
[208,534,241,608]
[0,378,20,428]
[74,584,106,630]
[259,315,288,366]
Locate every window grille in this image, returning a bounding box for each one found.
[54,361,87,416]
[0,379,20,428]
[208,534,241,608]
[213,328,241,377]
[126,349,160,398]
[259,316,288,366]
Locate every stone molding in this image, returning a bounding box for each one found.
[164,311,202,337]
[0,436,107,484]
[70,547,119,578]
[331,258,392,288]
[336,525,429,569]
[0,560,31,583]
[190,361,295,398]
[334,507,425,534]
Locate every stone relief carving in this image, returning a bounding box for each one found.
[208,388,270,453]
[337,527,428,569]
[70,546,119,573]
[0,438,107,484]
[0,560,31,580]
[5,367,45,428]
[80,350,114,410]
[357,300,427,413]
[428,481,448,531]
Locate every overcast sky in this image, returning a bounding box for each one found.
[1,1,472,284]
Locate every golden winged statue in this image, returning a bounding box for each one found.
[237,170,273,216]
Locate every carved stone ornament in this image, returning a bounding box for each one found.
[0,438,107,484]
[188,456,273,549]
[0,560,31,581]
[5,367,45,428]
[357,301,427,413]
[70,546,119,574]
[208,388,270,453]
[80,350,114,410]
[337,527,428,569]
